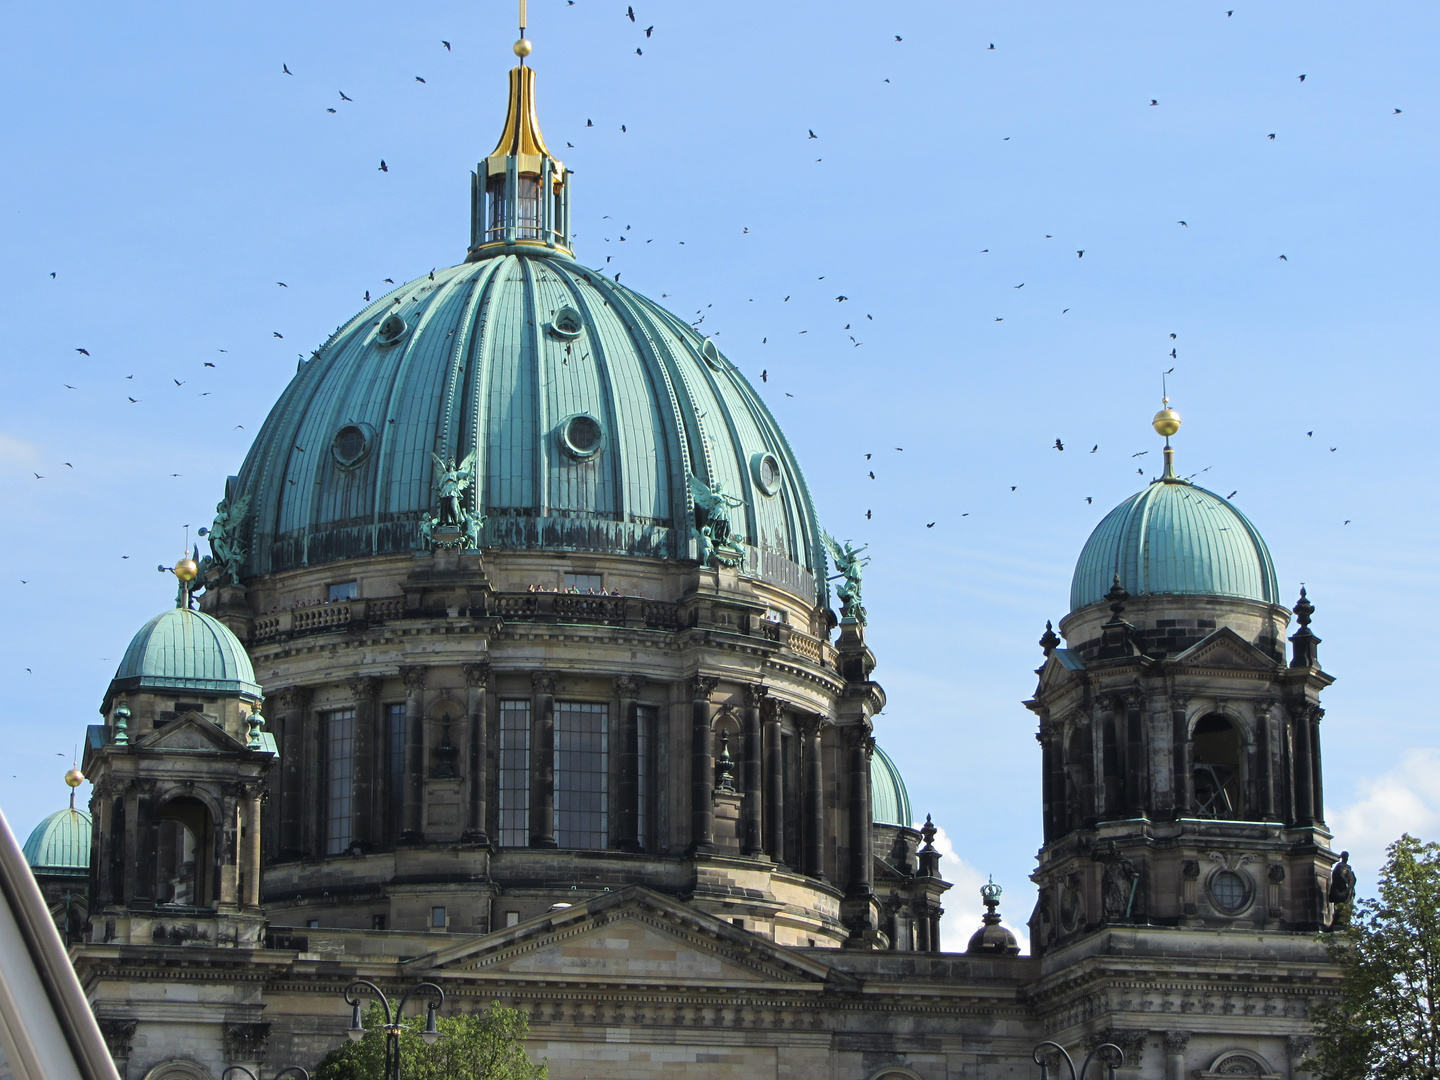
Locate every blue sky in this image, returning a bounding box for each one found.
[2,0,1437,945]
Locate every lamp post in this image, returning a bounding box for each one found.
[222,1068,309,1080]
[1032,1041,1124,1080]
[343,979,445,1080]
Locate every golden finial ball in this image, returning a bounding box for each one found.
[174,557,199,582]
[64,768,84,788]
[1152,408,1182,438]
[513,38,533,57]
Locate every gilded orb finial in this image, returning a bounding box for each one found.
[513,38,533,57]
[174,555,199,582]
[64,767,83,789]
[1152,402,1181,438]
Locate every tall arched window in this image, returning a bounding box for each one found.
[156,797,213,908]
[1192,714,1243,819]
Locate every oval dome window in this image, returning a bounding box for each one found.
[331,424,372,468]
[548,305,584,339]
[701,338,725,370]
[560,414,604,459]
[377,314,407,346]
[751,452,782,496]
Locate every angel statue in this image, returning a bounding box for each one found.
[687,473,745,568]
[823,533,870,624]
[198,494,250,584]
[419,450,483,549]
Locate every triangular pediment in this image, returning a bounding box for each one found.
[1036,649,1086,694]
[135,712,247,753]
[1172,627,1278,672]
[409,886,834,987]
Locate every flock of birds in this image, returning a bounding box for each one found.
[18,4,1380,660]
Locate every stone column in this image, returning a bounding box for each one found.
[530,672,557,848]
[687,676,719,857]
[1038,720,1061,842]
[614,675,645,852]
[800,714,829,880]
[927,902,942,953]
[763,698,785,863]
[912,901,931,952]
[1310,705,1326,824]
[463,662,491,845]
[1164,1031,1190,1080]
[132,781,158,908]
[277,686,311,858]
[1125,692,1146,816]
[742,685,766,856]
[1170,693,1192,818]
[244,784,263,909]
[846,727,875,899]
[347,676,380,851]
[1292,702,1314,825]
[1256,697,1278,820]
[218,784,241,909]
[399,665,427,843]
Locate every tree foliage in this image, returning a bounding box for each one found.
[315,1001,546,1080]
[1308,834,1440,1080]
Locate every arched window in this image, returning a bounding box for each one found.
[1064,727,1092,830]
[156,797,213,908]
[1192,714,1243,819]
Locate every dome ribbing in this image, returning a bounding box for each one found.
[109,607,260,703]
[871,745,913,827]
[22,809,91,876]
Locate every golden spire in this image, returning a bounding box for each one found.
[487,0,558,175]
[1152,379,1182,480]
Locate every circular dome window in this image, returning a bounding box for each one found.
[701,338,725,371]
[560,414,604,459]
[331,424,373,468]
[377,314,407,347]
[751,452,782,496]
[1209,869,1251,913]
[549,305,584,339]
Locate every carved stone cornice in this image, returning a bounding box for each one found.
[743,683,769,708]
[400,665,427,692]
[613,674,646,697]
[688,676,719,701]
[464,661,492,688]
[531,671,557,695]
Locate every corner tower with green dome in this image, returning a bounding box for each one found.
[190,24,942,953]
[1025,402,1340,983]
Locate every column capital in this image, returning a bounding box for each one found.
[464,661,492,688]
[760,696,783,722]
[613,674,646,697]
[688,675,719,701]
[400,665,427,692]
[346,675,381,699]
[798,711,832,735]
[1164,1031,1191,1054]
[743,683,769,708]
[277,685,312,711]
[531,671,557,694]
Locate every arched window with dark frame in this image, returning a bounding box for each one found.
[1192,714,1244,819]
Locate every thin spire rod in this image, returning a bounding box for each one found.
[518,0,529,65]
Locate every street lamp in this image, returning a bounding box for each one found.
[222,1068,309,1080]
[343,979,446,1080]
[1032,1041,1124,1080]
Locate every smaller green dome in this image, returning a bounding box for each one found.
[871,744,913,827]
[1071,479,1281,612]
[23,809,91,876]
[108,607,261,703]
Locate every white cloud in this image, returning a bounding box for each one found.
[0,433,38,465]
[1330,749,1440,884]
[922,822,1032,955]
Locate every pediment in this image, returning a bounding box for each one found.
[1172,627,1278,672]
[1036,649,1086,695]
[135,712,247,753]
[410,886,834,986]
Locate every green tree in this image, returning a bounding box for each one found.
[315,1001,546,1080]
[1307,834,1440,1080]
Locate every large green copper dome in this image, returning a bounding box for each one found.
[22,808,91,877]
[229,252,824,597]
[109,607,261,703]
[1071,478,1280,612]
[871,745,913,828]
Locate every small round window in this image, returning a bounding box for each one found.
[377,314,407,346]
[332,424,372,468]
[751,452,782,496]
[560,414,604,459]
[1210,870,1249,913]
[549,305,583,339]
[701,338,725,370]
